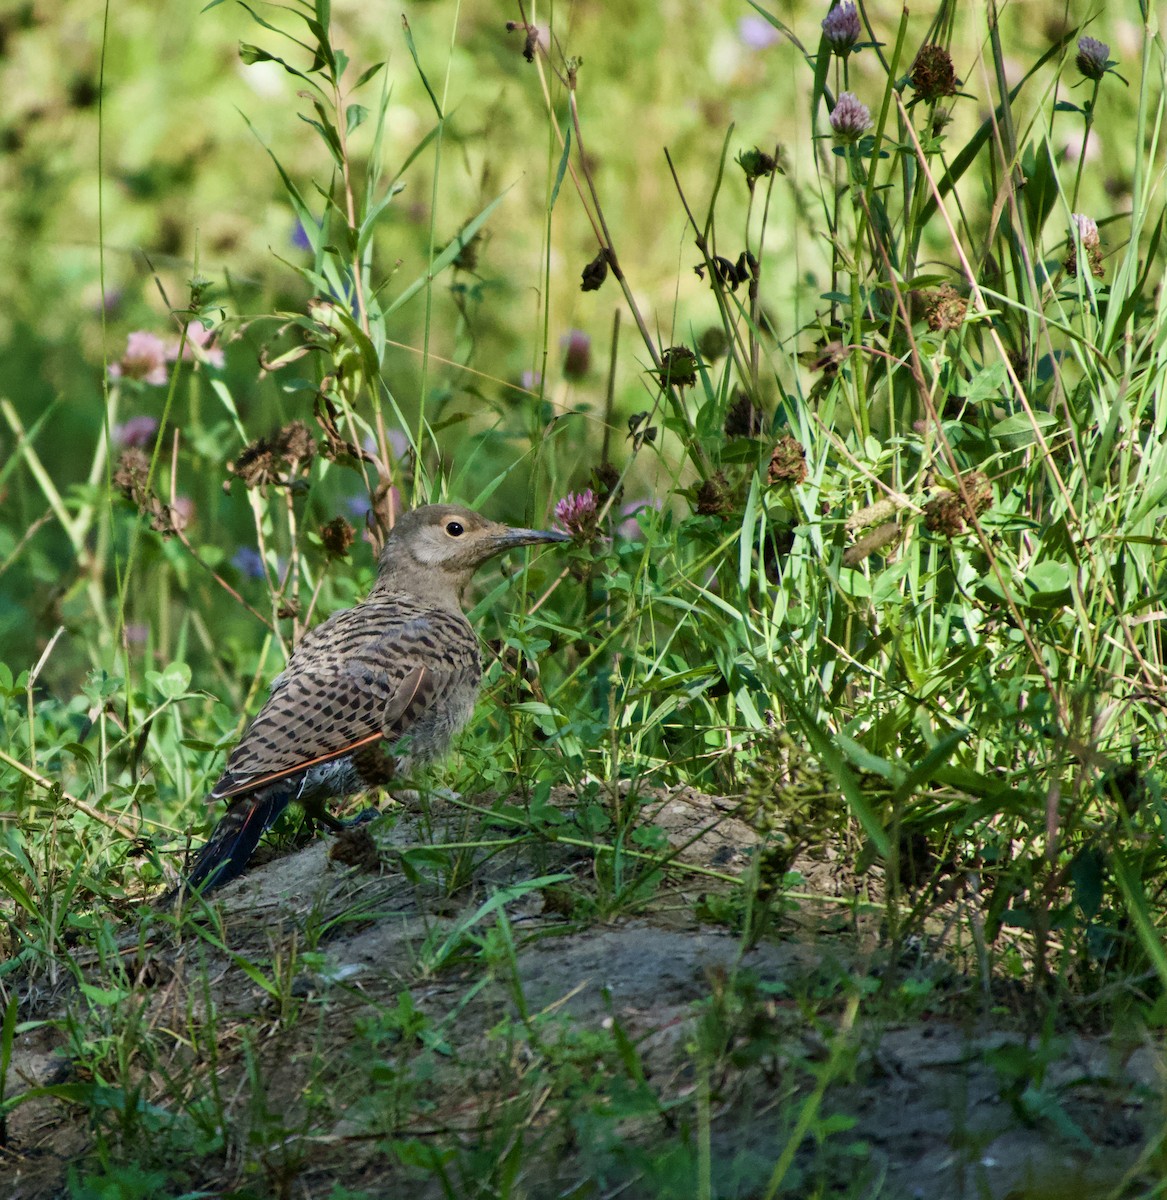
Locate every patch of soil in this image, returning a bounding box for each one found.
[4,786,1162,1198]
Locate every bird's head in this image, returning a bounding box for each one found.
[374,504,569,606]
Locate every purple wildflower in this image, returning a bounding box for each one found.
[829,92,873,141]
[171,496,195,529]
[554,488,599,540]
[521,369,542,392]
[291,220,314,251]
[360,429,411,460]
[560,330,591,381]
[617,497,661,541]
[108,332,169,386]
[1071,213,1100,248]
[231,546,266,579]
[821,3,860,54]
[113,415,159,448]
[738,15,779,50]
[168,321,225,368]
[1076,36,1110,81]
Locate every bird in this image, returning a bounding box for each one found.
[174,503,569,897]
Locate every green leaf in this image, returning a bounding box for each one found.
[549,124,572,212]
[149,662,192,700]
[346,103,369,135]
[354,61,385,89]
[401,14,442,119]
[79,982,131,1007]
[990,411,1059,445]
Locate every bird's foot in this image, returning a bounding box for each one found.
[315,806,380,833]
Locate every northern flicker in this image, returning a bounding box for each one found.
[177,504,568,895]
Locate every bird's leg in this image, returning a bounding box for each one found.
[300,791,381,833]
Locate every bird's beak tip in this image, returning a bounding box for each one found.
[503,527,571,546]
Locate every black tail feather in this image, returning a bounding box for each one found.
[182,789,291,895]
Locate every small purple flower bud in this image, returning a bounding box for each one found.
[231,546,266,579]
[1076,35,1110,81]
[1071,213,1100,248]
[821,3,860,55]
[738,15,779,50]
[1065,214,1104,278]
[560,329,591,381]
[108,331,169,386]
[829,92,873,141]
[113,415,160,448]
[167,320,225,368]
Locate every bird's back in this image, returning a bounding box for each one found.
[211,591,481,800]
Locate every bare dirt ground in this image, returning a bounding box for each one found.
[5,787,1162,1198]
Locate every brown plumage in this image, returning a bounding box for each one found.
[176,504,568,896]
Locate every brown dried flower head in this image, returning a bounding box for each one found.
[694,471,736,518]
[320,516,356,560]
[911,44,958,102]
[112,448,186,536]
[768,435,808,485]
[724,391,765,439]
[1064,213,1104,279]
[923,471,992,536]
[227,421,318,491]
[580,250,609,292]
[925,284,968,333]
[656,346,700,389]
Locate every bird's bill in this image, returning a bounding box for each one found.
[495,526,572,548]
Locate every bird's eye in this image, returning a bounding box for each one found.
[445,520,465,537]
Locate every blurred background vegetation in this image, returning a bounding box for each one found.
[3,0,1147,674]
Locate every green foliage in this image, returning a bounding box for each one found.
[2,0,1167,1193]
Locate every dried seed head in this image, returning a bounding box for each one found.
[694,472,735,518]
[923,471,992,536]
[911,44,958,101]
[580,250,608,292]
[724,391,765,439]
[112,448,185,536]
[320,516,356,559]
[1065,214,1104,278]
[925,284,968,333]
[656,346,700,389]
[768,435,808,485]
[227,421,317,491]
[590,461,621,502]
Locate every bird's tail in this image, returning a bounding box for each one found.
[180,788,291,896]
